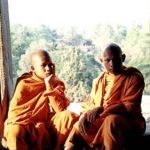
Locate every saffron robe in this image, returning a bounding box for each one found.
[65,66,146,149]
[4,72,78,150]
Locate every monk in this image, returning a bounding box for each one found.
[3,50,78,150]
[64,43,146,150]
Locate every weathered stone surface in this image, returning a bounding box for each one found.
[0,0,13,143]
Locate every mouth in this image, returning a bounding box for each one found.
[46,73,51,77]
[109,68,113,71]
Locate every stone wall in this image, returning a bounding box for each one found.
[0,0,13,140]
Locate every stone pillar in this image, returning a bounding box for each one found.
[0,0,13,138]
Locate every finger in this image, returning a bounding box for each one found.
[88,116,92,123]
[44,74,54,85]
[88,114,93,123]
[91,114,95,122]
[87,115,91,122]
[79,122,84,135]
[83,125,88,135]
[80,124,87,135]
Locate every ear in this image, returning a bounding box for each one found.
[122,54,126,62]
[31,66,34,72]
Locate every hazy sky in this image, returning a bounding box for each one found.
[8,0,150,29]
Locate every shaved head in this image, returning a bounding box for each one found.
[31,49,54,79]
[101,43,123,57]
[100,43,125,74]
[31,49,51,66]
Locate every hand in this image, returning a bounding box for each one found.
[44,74,55,91]
[86,107,103,123]
[78,107,103,135]
[78,113,88,135]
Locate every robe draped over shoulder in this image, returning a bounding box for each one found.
[81,66,145,118]
[76,66,145,147]
[5,72,70,125]
[4,72,77,150]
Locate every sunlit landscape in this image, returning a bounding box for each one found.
[8,0,150,118]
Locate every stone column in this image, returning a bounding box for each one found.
[0,0,13,138]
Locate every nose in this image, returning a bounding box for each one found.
[45,65,51,71]
[109,60,113,67]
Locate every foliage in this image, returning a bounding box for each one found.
[10,24,61,79]
[121,24,150,94]
[11,23,150,101]
[57,47,102,101]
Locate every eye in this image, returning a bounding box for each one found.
[48,64,54,68]
[104,59,110,62]
[41,64,46,68]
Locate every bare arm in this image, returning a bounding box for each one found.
[44,75,69,113]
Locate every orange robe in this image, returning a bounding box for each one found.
[4,72,78,150]
[65,66,146,149]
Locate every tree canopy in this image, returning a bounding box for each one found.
[11,23,150,101]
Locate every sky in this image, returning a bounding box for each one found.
[8,0,150,29]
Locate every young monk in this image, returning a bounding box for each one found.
[3,49,78,150]
[64,43,146,150]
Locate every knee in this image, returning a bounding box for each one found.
[63,110,79,120]
[59,110,79,127]
[104,114,124,128]
[7,124,25,140]
[103,114,130,134]
[5,124,26,150]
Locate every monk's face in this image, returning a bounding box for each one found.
[31,53,54,79]
[100,48,124,74]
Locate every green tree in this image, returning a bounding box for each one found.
[121,24,150,94]
[11,24,61,80]
[11,23,150,99]
[58,47,102,102]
